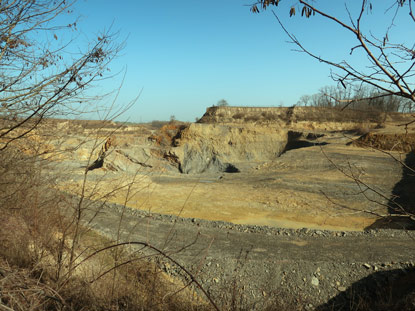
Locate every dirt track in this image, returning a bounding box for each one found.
[80,198,415,310]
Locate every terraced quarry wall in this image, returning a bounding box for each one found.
[198,105,408,127]
[174,123,288,173]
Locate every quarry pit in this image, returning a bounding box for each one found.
[29,106,415,309]
[51,106,415,232]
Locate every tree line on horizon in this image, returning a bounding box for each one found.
[297,85,414,113]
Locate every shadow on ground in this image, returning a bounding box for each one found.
[283,140,329,153]
[366,151,415,230]
[316,267,415,311]
[283,131,328,153]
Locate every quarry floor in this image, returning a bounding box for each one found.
[69,131,403,232]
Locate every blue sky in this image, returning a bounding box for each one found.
[67,1,413,122]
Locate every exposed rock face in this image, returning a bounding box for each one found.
[177,144,232,174]
[173,123,288,174]
[198,106,391,124]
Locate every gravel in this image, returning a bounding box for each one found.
[73,197,415,310]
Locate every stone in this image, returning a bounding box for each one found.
[311,277,319,286]
[175,123,288,174]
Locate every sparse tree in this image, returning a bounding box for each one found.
[217,99,229,107]
[251,1,415,107]
[297,94,311,106]
[298,84,410,112]
[0,0,121,151]
[0,0,126,282]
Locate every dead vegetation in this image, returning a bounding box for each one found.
[0,116,215,311]
[148,122,189,147]
[0,141,213,311]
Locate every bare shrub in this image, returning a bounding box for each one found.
[375,123,386,129]
[149,123,189,146]
[232,112,245,120]
[150,120,170,129]
[0,258,66,311]
[354,123,371,136]
[0,228,209,311]
[0,147,212,310]
[244,115,260,122]
[261,111,277,121]
[0,215,34,268]
[0,1,218,310]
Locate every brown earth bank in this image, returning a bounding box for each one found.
[352,132,415,152]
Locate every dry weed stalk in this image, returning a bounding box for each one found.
[0,128,220,310]
[0,259,65,311]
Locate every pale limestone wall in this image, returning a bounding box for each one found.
[174,123,288,173]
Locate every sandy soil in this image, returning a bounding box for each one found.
[57,129,404,232]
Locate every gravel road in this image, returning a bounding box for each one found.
[78,198,415,310]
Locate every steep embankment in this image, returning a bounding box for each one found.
[173,123,288,174]
[198,106,386,124]
[198,106,414,132]
[171,107,412,174]
[352,132,415,152]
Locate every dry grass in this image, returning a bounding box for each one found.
[0,258,65,311]
[148,122,189,146]
[354,123,371,136]
[0,202,209,310]
[243,115,260,122]
[232,112,245,120]
[0,134,210,311]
